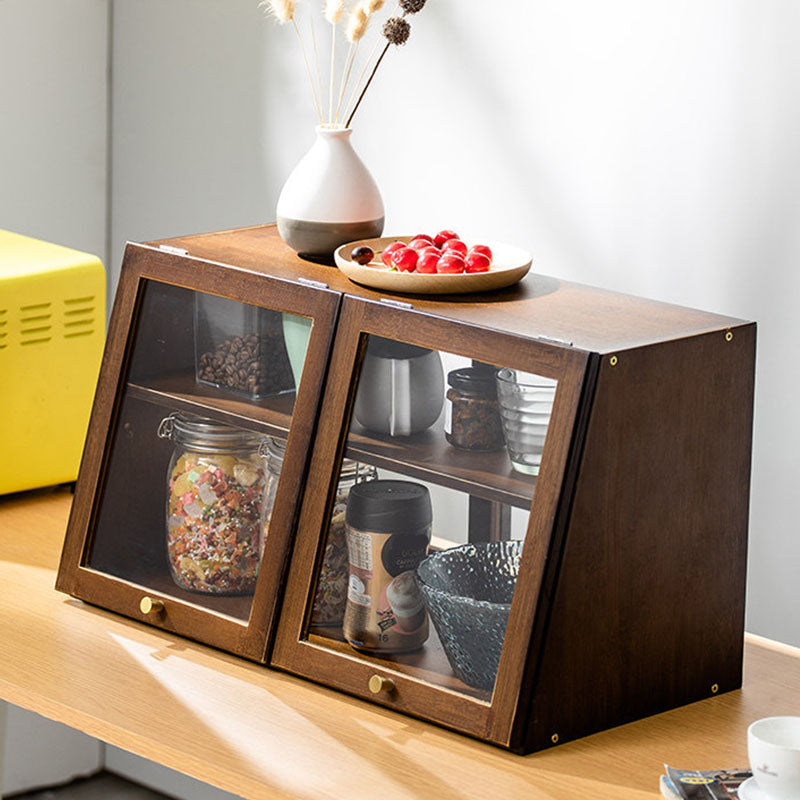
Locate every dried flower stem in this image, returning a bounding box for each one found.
[335,41,359,124]
[324,0,345,123]
[334,3,375,124]
[342,0,399,121]
[309,7,325,122]
[329,24,336,120]
[342,36,382,123]
[345,41,389,127]
[292,18,323,122]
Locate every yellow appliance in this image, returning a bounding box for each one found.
[0,230,105,494]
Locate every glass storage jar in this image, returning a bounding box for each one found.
[263,436,378,626]
[194,294,295,400]
[158,413,268,595]
[444,366,505,452]
[312,459,378,626]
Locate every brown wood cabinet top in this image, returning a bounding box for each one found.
[152,224,748,354]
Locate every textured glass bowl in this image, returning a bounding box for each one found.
[416,541,523,691]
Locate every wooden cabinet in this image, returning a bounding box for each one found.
[57,225,755,752]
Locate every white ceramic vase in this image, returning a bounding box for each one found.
[276,126,384,258]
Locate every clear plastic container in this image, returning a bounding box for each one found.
[194,294,295,400]
[158,413,268,595]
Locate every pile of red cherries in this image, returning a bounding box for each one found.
[351,230,493,274]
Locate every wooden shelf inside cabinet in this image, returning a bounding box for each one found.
[346,419,535,509]
[127,374,295,438]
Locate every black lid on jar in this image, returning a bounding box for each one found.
[346,480,432,535]
[447,366,499,397]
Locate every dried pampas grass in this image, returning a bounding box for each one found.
[324,0,345,24]
[345,5,369,42]
[363,0,385,14]
[262,0,427,127]
[263,0,296,24]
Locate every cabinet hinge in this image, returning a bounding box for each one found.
[298,277,329,289]
[379,298,414,310]
[537,335,573,347]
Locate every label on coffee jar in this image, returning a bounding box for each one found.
[343,527,429,652]
[342,480,432,654]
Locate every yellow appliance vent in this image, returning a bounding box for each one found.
[0,230,106,494]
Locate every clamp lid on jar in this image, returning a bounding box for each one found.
[158,413,266,452]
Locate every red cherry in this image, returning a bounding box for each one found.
[391,246,419,272]
[412,233,434,245]
[419,245,442,257]
[442,238,468,257]
[381,241,406,267]
[437,253,465,274]
[434,229,459,249]
[409,237,434,252]
[465,252,491,273]
[416,252,440,273]
[469,244,493,262]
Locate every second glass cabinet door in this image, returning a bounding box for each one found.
[272,295,588,746]
[305,335,554,700]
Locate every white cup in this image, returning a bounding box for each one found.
[748,717,800,799]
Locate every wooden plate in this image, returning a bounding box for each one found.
[334,236,532,295]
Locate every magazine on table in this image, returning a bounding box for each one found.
[661,766,752,799]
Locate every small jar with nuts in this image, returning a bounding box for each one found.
[194,294,295,400]
[445,366,506,452]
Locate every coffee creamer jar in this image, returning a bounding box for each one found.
[343,480,431,653]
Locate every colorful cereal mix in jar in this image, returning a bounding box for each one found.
[158,413,267,595]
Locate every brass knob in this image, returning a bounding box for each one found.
[368,674,395,695]
[139,596,164,615]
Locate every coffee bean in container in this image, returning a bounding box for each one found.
[343,480,431,653]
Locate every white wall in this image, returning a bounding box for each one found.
[109,0,274,273]
[105,746,242,800]
[0,0,109,261]
[1,705,101,797]
[0,2,109,794]
[109,0,800,646]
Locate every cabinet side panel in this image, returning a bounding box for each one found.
[524,324,755,752]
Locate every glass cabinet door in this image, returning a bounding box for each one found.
[273,297,589,742]
[58,245,339,660]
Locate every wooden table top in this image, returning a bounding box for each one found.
[0,486,796,800]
